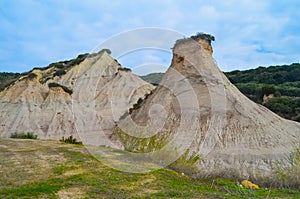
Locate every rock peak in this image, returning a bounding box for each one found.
[173,33,214,55]
[115,32,300,183]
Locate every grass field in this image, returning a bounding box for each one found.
[0,138,299,198]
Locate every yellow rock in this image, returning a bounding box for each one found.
[241,180,259,190]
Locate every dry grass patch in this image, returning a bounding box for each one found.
[0,138,299,199]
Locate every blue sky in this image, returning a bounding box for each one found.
[0,0,300,75]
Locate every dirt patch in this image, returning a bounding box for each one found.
[56,187,86,199]
[63,168,85,177]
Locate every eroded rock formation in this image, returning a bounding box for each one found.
[0,51,154,147]
[115,35,300,182]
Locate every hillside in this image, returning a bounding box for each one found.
[225,63,300,122]
[140,63,300,122]
[139,72,164,86]
[0,138,299,198]
[0,50,154,145]
[140,72,164,85]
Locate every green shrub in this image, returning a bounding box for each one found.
[66,53,89,67]
[294,114,300,122]
[10,132,38,139]
[98,48,111,54]
[118,67,131,72]
[274,90,282,97]
[49,62,64,69]
[174,33,215,48]
[129,97,143,114]
[60,135,82,145]
[53,70,66,77]
[128,91,153,114]
[27,73,38,79]
[48,82,73,95]
[191,32,215,43]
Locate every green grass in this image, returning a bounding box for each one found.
[0,138,299,198]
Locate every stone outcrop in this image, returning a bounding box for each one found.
[115,35,300,182]
[0,51,154,147]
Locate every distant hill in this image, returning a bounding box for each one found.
[0,72,21,91]
[141,63,300,122]
[225,63,300,122]
[140,72,164,85]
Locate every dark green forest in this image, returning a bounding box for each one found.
[141,63,300,122]
[225,63,300,122]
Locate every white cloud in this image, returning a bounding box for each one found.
[0,0,299,72]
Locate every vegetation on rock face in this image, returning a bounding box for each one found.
[169,150,201,175]
[118,67,132,72]
[175,33,215,47]
[10,132,38,139]
[27,72,38,80]
[191,32,215,43]
[60,135,82,145]
[129,91,153,114]
[129,97,143,114]
[53,70,66,77]
[98,48,112,54]
[48,82,73,95]
[0,72,21,91]
[0,52,92,91]
[68,53,89,66]
[114,127,169,153]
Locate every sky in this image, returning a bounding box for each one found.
[0,0,300,75]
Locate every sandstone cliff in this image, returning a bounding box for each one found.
[115,35,300,182]
[0,51,154,147]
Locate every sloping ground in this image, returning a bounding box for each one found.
[0,138,299,199]
[0,51,154,146]
[115,35,300,184]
